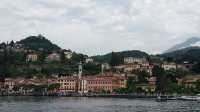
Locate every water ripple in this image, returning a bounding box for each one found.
[0,97,199,112]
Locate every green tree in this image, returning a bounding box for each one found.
[167,82,180,94]
[175,68,189,78]
[84,63,101,75]
[14,52,26,64]
[71,53,86,63]
[195,80,200,93]
[110,52,121,67]
[126,77,136,93]
[136,71,150,84]
[152,65,167,93]
[60,51,66,64]
[33,85,48,94]
[165,69,178,83]
[113,88,127,94]
[38,53,46,63]
[47,83,60,91]
[192,62,200,74]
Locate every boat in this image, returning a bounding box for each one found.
[156,96,167,102]
[177,95,200,101]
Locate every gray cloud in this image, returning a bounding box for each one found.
[0,0,200,55]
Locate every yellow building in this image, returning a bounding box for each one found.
[57,76,77,92]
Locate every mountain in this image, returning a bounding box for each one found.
[17,34,61,53]
[92,50,149,63]
[165,37,200,53]
[161,46,200,63]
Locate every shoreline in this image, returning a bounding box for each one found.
[1,94,200,101]
[0,94,174,98]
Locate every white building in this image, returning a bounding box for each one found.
[85,58,94,63]
[162,62,177,70]
[124,57,146,64]
[4,78,15,93]
[63,49,73,59]
[102,63,110,70]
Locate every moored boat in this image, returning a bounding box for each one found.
[156,96,167,102]
[178,95,200,101]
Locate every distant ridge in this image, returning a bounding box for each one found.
[165,37,200,53]
[161,46,200,62]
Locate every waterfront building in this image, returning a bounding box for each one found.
[57,76,77,93]
[82,74,127,93]
[25,77,57,86]
[57,73,127,94]
[148,77,157,85]
[2,61,127,95]
[2,77,58,94]
[177,75,200,88]
[4,78,15,93]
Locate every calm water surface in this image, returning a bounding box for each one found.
[0,96,200,112]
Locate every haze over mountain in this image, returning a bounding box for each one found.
[165,37,200,53]
[161,46,200,63]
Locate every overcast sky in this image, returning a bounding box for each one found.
[1,0,200,56]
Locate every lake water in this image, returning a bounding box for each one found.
[0,96,200,112]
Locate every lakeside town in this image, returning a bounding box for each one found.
[2,0,200,111]
[0,35,200,98]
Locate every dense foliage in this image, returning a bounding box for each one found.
[0,35,89,78]
[17,35,61,53]
[92,50,149,63]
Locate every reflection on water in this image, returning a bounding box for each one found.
[0,96,199,112]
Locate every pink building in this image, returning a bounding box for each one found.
[46,52,60,62]
[82,74,127,93]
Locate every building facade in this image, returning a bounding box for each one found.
[57,74,127,93]
[63,49,73,59]
[82,75,127,93]
[26,53,38,62]
[162,62,177,70]
[46,52,60,62]
[123,57,153,74]
[177,75,200,88]
[85,58,94,63]
[124,57,146,64]
[57,76,77,93]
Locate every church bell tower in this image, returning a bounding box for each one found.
[78,62,82,79]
